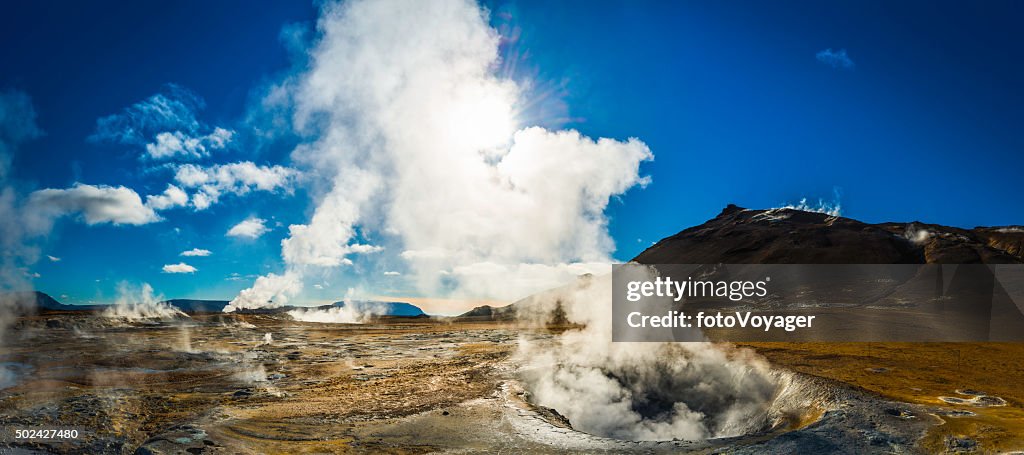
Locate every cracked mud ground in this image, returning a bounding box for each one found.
[1,313,1022,454]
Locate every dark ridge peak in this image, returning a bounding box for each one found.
[455,303,516,320]
[633,206,1024,265]
[719,204,746,216]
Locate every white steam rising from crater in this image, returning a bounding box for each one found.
[103,282,186,320]
[514,270,785,441]
[227,0,653,310]
[288,305,377,324]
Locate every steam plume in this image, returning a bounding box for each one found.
[102,282,186,320]
[228,0,653,310]
[514,269,782,441]
[0,90,44,341]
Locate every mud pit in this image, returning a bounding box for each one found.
[0,313,1011,454]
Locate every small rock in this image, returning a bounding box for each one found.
[945,436,978,452]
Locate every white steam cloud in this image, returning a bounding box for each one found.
[904,223,932,245]
[102,282,186,320]
[0,90,44,340]
[229,0,652,310]
[225,271,301,312]
[778,189,843,217]
[0,92,42,255]
[514,270,783,441]
[287,304,380,324]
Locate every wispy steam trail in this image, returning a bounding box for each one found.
[0,90,44,340]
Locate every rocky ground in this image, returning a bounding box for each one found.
[0,312,1019,454]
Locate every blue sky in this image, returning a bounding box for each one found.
[2,0,1022,307]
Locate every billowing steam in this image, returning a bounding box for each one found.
[287,301,387,324]
[228,0,653,311]
[217,1,783,441]
[102,282,187,320]
[514,271,783,441]
[0,90,44,341]
[777,188,843,217]
[904,223,932,245]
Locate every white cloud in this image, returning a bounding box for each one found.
[145,127,234,160]
[46,255,60,262]
[230,0,653,309]
[162,262,197,274]
[227,217,269,239]
[90,84,203,145]
[174,161,297,210]
[180,248,211,257]
[383,271,400,276]
[145,184,189,210]
[27,183,160,226]
[90,84,235,161]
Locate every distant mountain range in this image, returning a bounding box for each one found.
[7,294,425,317]
[161,299,231,313]
[1,291,104,312]
[16,205,1023,320]
[330,300,425,317]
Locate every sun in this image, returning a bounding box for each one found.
[446,82,518,152]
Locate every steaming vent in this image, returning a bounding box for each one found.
[516,354,827,442]
[512,271,827,442]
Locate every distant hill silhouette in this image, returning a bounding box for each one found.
[456,304,516,320]
[170,299,427,317]
[6,292,427,318]
[162,299,229,313]
[0,291,105,313]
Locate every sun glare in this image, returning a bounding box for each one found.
[446,86,517,151]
